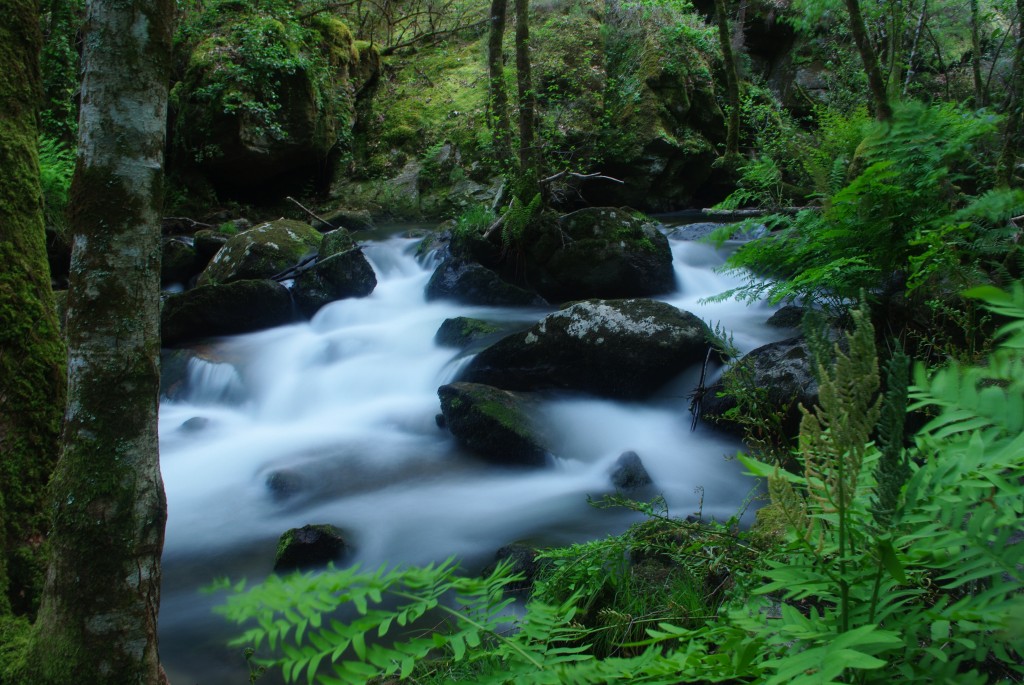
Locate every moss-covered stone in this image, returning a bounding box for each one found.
[291,247,377,318]
[162,278,295,346]
[274,524,349,571]
[437,382,550,467]
[434,316,502,348]
[197,218,322,286]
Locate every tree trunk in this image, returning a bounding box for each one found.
[714,0,741,156]
[487,0,514,167]
[26,0,174,682]
[0,0,67,619]
[844,0,893,121]
[970,0,987,107]
[514,0,538,191]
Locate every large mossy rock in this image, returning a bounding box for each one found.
[425,258,545,306]
[171,6,379,192]
[522,207,675,303]
[274,524,349,572]
[162,279,294,346]
[197,219,322,286]
[701,335,819,437]
[438,382,550,467]
[292,247,377,317]
[460,299,713,399]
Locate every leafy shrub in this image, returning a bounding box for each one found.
[37,135,75,234]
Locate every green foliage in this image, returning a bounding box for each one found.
[36,135,74,234]
[452,204,495,242]
[711,102,1024,318]
[500,193,541,250]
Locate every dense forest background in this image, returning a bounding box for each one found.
[1,0,1022,683]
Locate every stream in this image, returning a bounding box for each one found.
[157,223,790,683]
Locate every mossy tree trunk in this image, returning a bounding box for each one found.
[714,0,741,157]
[998,0,1024,187]
[25,0,174,682]
[970,0,986,107]
[844,0,893,122]
[514,0,539,194]
[0,0,67,620]
[487,0,514,168]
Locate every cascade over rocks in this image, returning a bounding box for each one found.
[437,382,551,467]
[161,279,295,346]
[522,207,675,303]
[292,228,377,317]
[197,219,322,286]
[701,335,820,437]
[460,299,713,399]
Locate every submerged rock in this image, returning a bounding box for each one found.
[460,298,713,399]
[609,450,653,491]
[437,382,550,467]
[274,524,349,572]
[161,278,294,346]
[522,207,675,303]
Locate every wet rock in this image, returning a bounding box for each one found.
[434,317,502,348]
[460,299,714,399]
[766,305,804,328]
[274,524,349,572]
[266,470,308,501]
[521,207,675,303]
[292,246,377,318]
[438,382,550,467]
[609,450,653,490]
[192,229,231,266]
[425,258,546,306]
[701,335,819,437]
[314,208,374,234]
[179,417,211,433]
[483,544,542,592]
[197,219,322,286]
[162,278,295,346]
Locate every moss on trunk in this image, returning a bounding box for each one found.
[0,0,67,620]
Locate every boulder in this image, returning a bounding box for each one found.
[609,450,653,491]
[460,299,713,399]
[482,544,542,592]
[292,247,377,318]
[319,227,360,257]
[701,335,819,437]
[434,317,502,348]
[437,382,550,467]
[197,219,322,286]
[425,258,545,306]
[161,238,200,287]
[313,207,374,234]
[192,229,231,266]
[274,524,349,572]
[162,279,294,346]
[522,207,675,303]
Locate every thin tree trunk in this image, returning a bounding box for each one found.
[844,0,893,121]
[0,0,67,620]
[998,0,1024,186]
[27,0,174,682]
[487,0,514,167]
[902,0,928,97]
[714,0,741,156]
[514,0,538,187]
[970,0,987,106]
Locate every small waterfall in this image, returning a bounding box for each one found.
[158,228,787,684]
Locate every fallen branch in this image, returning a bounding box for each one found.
[270,245,365,282]
[286,196,339,232]
[540,170,624,186]
[687,347,715,431]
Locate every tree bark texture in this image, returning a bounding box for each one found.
[844,0,893,121]
[26,0,174,682]
[970,0,986,107]
[514,0,538,185]
[487,0,514,167]
[714,0,741,156]
[0,0,67,619]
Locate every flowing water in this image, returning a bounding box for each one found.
[157,224,790,683]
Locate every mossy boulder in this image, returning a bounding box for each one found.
[192,229,231,266]
[274,524,349,572]
[197,219,322,286]
[460,299,713,399]
[161,279,295,346]
[434,317,502,348]
[161,238,201,287]
[522,207,675,303]
[609,450,654,491]
[171,7,379,192]
[437,382,550,467]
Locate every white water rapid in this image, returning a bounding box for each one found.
[157,225,791,683]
